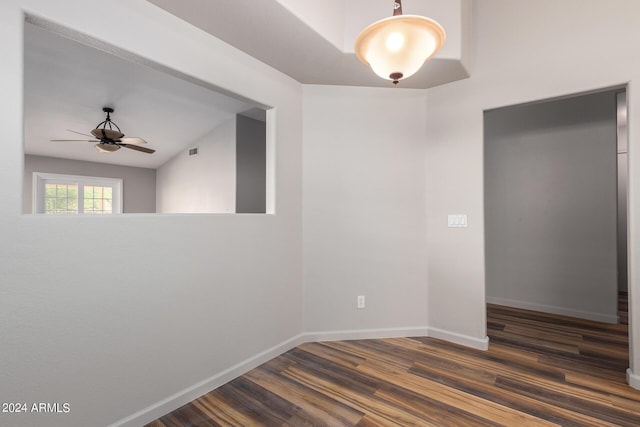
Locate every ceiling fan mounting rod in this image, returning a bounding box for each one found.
[95,106,121,133]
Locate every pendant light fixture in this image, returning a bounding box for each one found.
[354,0,446,85]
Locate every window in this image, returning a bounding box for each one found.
[33,173,122,214]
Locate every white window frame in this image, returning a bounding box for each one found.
[33,172,123,214]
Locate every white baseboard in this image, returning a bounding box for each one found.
[109,333,307,427]
[305,325,488,351]
[111,324,491,426]
[427,327,489,351]
[487,297,619,324]
[304,326,430,343]
[628,368,640,390]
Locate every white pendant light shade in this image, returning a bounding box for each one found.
[354,2,445,84]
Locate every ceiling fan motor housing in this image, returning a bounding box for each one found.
[91,128,124,140]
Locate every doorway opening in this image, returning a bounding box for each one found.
[483,87,630,378]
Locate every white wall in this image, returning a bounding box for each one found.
[0,1,302,427]
[484,91,618,323]
[425,0,640,385]
[156,117,236,213]
[24,155,157,213]
[303,85,429,338]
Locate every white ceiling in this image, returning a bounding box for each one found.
[24,23,258,169]
[24,1,470,169]
[147,0,471,89]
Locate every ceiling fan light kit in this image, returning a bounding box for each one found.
[354,0,446,85]
[95,143,121,153]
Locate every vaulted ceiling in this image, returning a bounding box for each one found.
[24,23,258,169]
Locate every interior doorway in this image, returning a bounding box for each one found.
[483,87,629,366]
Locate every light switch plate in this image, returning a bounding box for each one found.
[448,214,468,228]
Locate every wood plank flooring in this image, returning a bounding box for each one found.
[146,303,639,426]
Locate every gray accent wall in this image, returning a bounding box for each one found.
[24,154,156,213]
[236,114,266,213]
[484,91,618,323]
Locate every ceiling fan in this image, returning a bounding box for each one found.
[51,107,155,154]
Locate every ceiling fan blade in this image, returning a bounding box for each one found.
[121,143,155,154]
[119,137,147,145]
[51,139,99,142]
[66,129,94,138]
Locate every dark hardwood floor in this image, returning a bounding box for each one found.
[147,300,638,426]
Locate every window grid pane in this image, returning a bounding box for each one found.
[36,174,120,215]
[83,185,113,214]
[44,183,78,214]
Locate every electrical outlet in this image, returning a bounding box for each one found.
[357,295,365,309]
